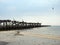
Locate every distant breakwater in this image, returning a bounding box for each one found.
[0,20,51,31]
[0,20,42,31]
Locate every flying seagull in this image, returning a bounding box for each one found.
[52,8,54,10]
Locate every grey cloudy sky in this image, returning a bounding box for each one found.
[0,0,60,25]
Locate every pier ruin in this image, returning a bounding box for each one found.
[0,20,41,30]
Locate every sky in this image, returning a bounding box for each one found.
[0,0,60,25]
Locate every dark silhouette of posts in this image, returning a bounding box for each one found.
[0,20,41,30]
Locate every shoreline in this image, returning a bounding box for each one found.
[0,31,60,40]
[0,30,60,45]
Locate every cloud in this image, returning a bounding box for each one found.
[0,0,15,3]
[19,15,60,25]
[0,0,60,25]
[6,6,16,11]
[16,0,59,7]
[15,0,60,12]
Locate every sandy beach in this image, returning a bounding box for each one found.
[0,31,60,45]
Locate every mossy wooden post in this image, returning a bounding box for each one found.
[12,21,13,29]
[6,21,7,30]
[2,22,5,30]
[0,23,1,30]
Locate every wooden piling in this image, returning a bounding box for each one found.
[0,20,41,30]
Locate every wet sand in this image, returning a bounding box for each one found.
[21,32,60,40]
[0,41,8,45]
[0,31,60,45]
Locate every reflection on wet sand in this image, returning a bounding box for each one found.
[0,30,60,45]
[0,41,9,45]
[21,32,60,40]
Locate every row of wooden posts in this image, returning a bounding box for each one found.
[0,20,41,30]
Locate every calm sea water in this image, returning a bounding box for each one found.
[22,26,60,36]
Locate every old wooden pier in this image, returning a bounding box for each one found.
[0,20,41,30]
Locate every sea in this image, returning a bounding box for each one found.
[24,26,60,36]
[0,26,60,45]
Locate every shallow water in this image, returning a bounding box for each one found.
[22,26,60,36]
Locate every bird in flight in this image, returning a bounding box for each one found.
[52,8,54,10]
